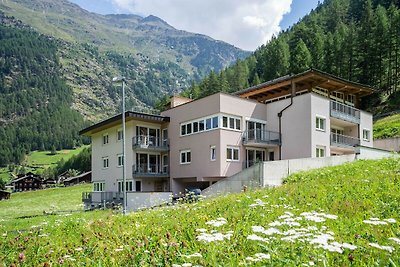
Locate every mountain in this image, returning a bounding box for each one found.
[183,0,400,115]
[0,0,249,165]
[0,0,249,119]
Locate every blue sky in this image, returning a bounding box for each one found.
[69,0,322,50]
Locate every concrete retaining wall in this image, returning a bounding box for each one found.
[202,164,262,197]
[356,146,395,160]
[262,154,356,187]
[374,137,400,152]
[127,192,172,211]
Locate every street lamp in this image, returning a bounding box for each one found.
[112,76,127,215]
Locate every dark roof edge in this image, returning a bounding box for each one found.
[79,111,170,136]
[235,68,375,96]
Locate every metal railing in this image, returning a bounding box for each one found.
[132,136,169,151]
[330,100,360,124]
[331,133,360,147]
[243,129,281,145]
[82,191,123,204]
[132,164,169,177]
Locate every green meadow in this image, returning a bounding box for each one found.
[374,113,400,140]
[0,158,399,266]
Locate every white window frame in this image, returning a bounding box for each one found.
[180,150,191,165]
[180,114,220,137]
[102,133,109,145]
[118,180,133,192]
[117,154,124,167]
[222,115,241,131]
[210,145,216,161]
[227,146,240,162]
[117,128,123,142]
[102,157,109,169]
[316,146,326,158]
[316,116,326,132]
[93,182,105,192]
[363,129,371,141]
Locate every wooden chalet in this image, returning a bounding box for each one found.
[11,172,42,192]
[63,171,92,186]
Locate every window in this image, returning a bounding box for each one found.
[222,116,241,130]
[199,120,205,131]
[102,157,109,168]
[212,116,219,128]
[135,181,142,192]
[180,150,191,164]
[235,119,241,130]
[118,180,133,192]
[117,129,123,141]
[93,182,105,192]
[193,122,199,133]
[210,146,216,161]
[346,94,355,106]
[186,124,192,135]
[181,125,186,136]
[363,129,370,141]
[316,116,326,131]
[206,118,212,130]
[103,134,109,145]
[331,91,344,102]
[223,116,228,128]
[117,154,124,167]
[316,146,325,158]
[227,147,239,161]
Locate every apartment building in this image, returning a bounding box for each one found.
[80,69,374,204]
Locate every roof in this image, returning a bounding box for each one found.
[63,171,92,182]
[12,175,42,183]
[235,69,374,102]
[79,111,170,136]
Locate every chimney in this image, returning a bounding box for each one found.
[168,95,193,109]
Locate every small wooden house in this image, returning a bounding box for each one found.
[12,172,42,192]
[0,190,11,200]
[63,171,92,186]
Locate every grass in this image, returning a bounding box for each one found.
[0,158,399,266]
[25,146,89,170]
[374,113,400,139]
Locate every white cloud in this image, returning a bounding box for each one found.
[111,0,292,51]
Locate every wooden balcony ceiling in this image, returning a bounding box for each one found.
[236,69,374,102]
[80,111,170,136]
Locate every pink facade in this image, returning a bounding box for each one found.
[81,70,374,197]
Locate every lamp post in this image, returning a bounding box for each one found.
[112,76,127,215]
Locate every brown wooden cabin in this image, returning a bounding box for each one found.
[63,171,92,186]
[12,172,42,192]
[0,190,11,200]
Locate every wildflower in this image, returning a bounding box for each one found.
[19,252,26,262]
[247,234,267,242]
[75,247,83,251]
[389,237,400,245]
[384,218,397,223]
[369,243,395,253]
[182,263,192,267]
[184,252,202,258]
[205,218,227,227]
[363,220,387,225]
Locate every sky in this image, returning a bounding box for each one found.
[69,0,322,51]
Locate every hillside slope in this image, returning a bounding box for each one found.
[0,157,399,265]
[0,0,249,118]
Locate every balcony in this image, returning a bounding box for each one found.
[330,133,360,148]
[132,136,169,152]
[243,129,281,147]
[132,164,169,177]
[330,101,360,124]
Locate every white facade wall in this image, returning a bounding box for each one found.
[310,94,331,157]
[360,111,374,147]
[266,93,313,159]
[91,120,167,193]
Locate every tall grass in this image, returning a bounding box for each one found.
[0,158,399,266]
[374,113,400,139]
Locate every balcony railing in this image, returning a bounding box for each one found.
[132,136,169,151]
[132,164,169,177]
[330,133,360,148]
[330,100,360,124]
[82,191,123,204]
[243,129,281,146]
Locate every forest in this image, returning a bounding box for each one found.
[0,25,87,165]
[181,0,400,113]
